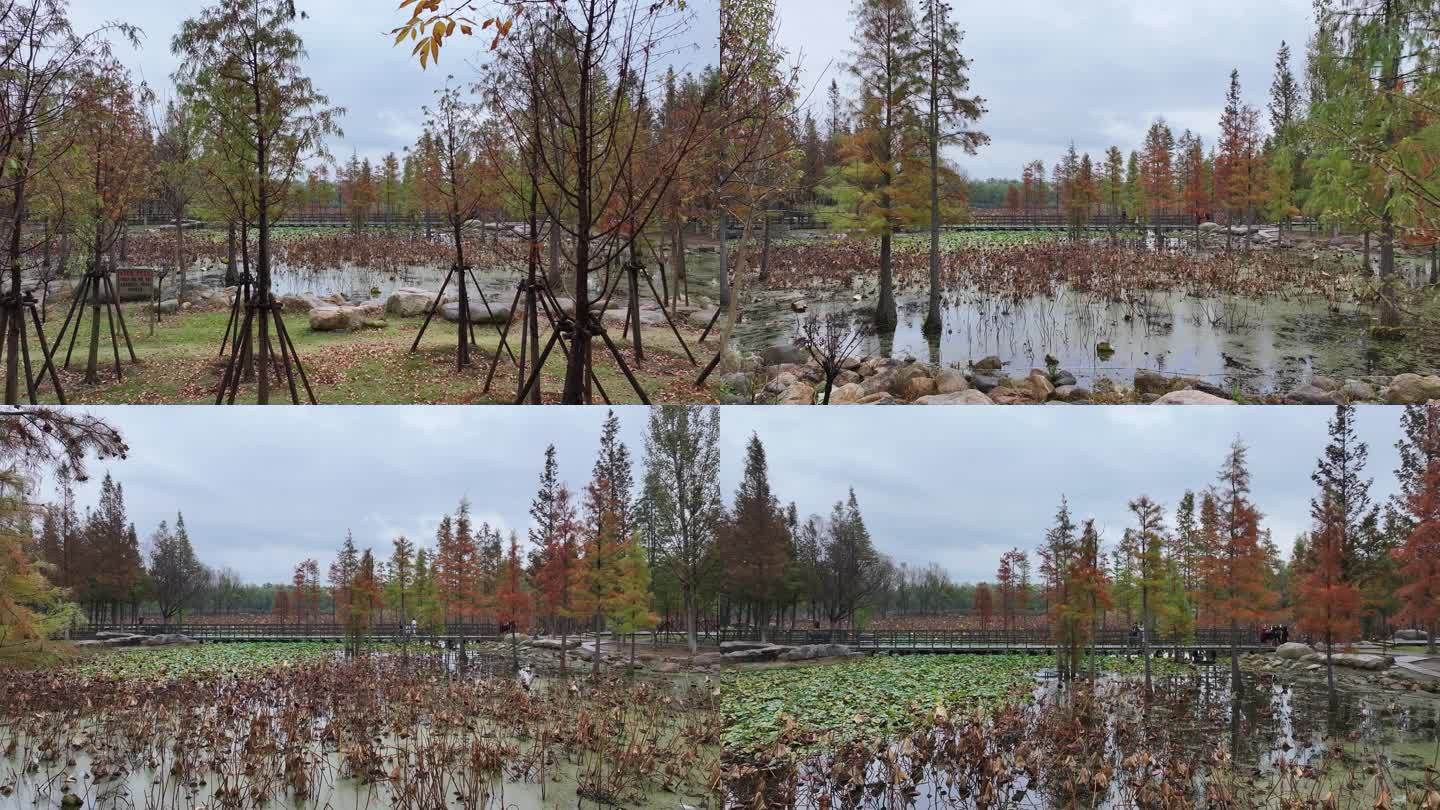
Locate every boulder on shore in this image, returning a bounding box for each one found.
[386,287,437,317]
[141,634,197,647]
[719,641,774,652]
[280,293,327,314]
[723,645,792,663]
[441,301,511,325]
[914,390,993,405]
[1276,642,1314,660]
[777,643,861,662]
[530,637,583,650]
[309,306,363,332]
[1156,390,1236,405]
[1385,373,1440,405]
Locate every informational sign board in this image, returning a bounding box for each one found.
[114,268,156,302]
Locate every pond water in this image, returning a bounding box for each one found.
[734,667,1440,809]
[1,653,718,810]
[724,239,1436,395]
[173,250,724,312]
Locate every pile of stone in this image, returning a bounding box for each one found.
[1275,641,1394,671]
[75,631,197,648]
[716,640,860,664]
[731,342,1440,406]
[520,635,723,673]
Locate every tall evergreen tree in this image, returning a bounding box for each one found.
[842,0,922,331]
[724,433,791,642]
[915,0,986,337]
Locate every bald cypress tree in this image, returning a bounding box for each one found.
[915,0,986,338]
[724,434,790,642]
[843,0,922,332]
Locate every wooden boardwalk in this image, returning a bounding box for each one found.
[723,628,1273,657]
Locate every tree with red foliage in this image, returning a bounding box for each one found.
[494,531,531,671]
[347,549,384,652]
[1297,496,1363,705]
[1003,184,1021,215]
[1396,404,1440,655]
[996,548,1024,631]
[435,499,477,624]
[533,483,580,676]
[1198,438,1277,691]
[1070,518,1112,681]
[272,588,290,621]
[974,582,994,630]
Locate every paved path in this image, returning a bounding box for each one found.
[1392,654,1440,683]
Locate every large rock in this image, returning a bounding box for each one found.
[777,644,861,662]
[970,373,1003,393]
[1156,390,1237,405]
[309,306,363,332]
[1050,369,1078,388]
[1276,642,1314,660]
[531,637,584,650]
[141,634,197,647]
[722,645,792,662]
[386,287,437,317]
[973,355,1003,372]
[1134,369,1173,396]
[719,641,774,652]
[857,392,898,405]
[934,368,970,394]
[826,383,865,404]
[1023,369,1056,402]
[890,365,935,400]
[779,382,816,405]
[1331,653,1392,671]
[280,293,326,314]
[914,390,993,405]
[1341,379,1377,402]
[1385,374,1440,405]
[441,300,510,325]
[354,297,387,318]
[860,369,896,397]
[1286,384,1341,405]
[1396,629,1429,641]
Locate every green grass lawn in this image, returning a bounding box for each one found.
[30,303,714,405]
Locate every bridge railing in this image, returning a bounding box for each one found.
[726,627,1267,649]
[84,623,501,640]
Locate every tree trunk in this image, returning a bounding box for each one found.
[226,222,237,287]
[1141,587,1152,696]
[717,212,731,309]
[1377,209,1400,328]
[1325,630,1336,708]
[715,213,756,372]
[923,77,943,340]
[685,588,697,655]
[758,213,771,282]
[876,229,896,332]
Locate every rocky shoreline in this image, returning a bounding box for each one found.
[1243,639,1440,695]
[719,345,1440,406]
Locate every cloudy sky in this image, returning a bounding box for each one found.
[776,0,1314,178]
[69,0,719,166]
[719,407,1407,584]
[53,407,653,584]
